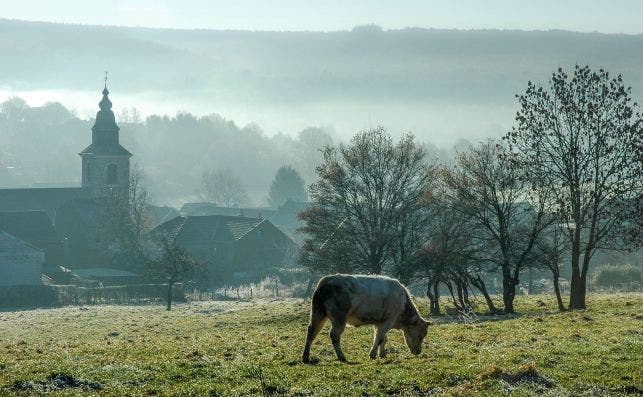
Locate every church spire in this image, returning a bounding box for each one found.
[80,74,132,199]
[99,71,112,111]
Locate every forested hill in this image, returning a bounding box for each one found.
[2,19,643,104]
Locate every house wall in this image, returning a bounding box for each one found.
[180,240,234,286]
[0,235,44,286]
[232,221,297,281]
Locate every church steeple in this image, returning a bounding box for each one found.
[99,86,112,111]
[79,76,132,199]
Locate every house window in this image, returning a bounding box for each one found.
[106,164,118,185]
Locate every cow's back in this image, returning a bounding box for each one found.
[313,274,408,326]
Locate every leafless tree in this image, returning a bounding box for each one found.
[148,236,203,310]
[128,164,151,251]
[101,164,151,268]
[300,127,430,275]
[505,65,643,309]
[201,167,249,208]
[415,188,499,315]
[444,141,556,313]
[534,226,569,311]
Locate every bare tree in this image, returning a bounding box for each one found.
[390,167,438,285]
[101,164,151,269]
[201,168,249,208]
[415,191,499,315]
[149,236,203,311]
[128,164,151,253]
[505,65,643,309]
[534,226,568,312]
[300,127,430,275]
[444,141,555,313]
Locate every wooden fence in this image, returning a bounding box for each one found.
[0,283,185,309]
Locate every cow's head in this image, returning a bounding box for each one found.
[403,318,430,355]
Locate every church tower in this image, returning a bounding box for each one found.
[80,81,132,199]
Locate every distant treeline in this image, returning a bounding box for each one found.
[0,98,466,205]
[1,19,642,103]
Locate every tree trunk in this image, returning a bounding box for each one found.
[305,276,315,298]
[444,280,461,311]
[432,279,441,315]
[426,280,435,316]
[553,275,566,312]
[166,282,173,311]
[461,279,471,309]
[569,274,587,310]
[470,275,498,314]
[455,279,466,309]
[501,265,517,314]
[568,229,586,310]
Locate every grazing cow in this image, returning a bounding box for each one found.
[302,274,429,363]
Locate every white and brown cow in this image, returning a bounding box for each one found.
[302,274,429,363]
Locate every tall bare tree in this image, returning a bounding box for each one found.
[505,65,643,309]
[201,168,249,208]
[415,187,499,315]
[101,164,151,269]
[444,141,555,313]
[300,127,430,275]
[533,226,568,312]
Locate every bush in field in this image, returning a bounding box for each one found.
[594,265,642,289]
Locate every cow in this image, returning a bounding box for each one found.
[302,274,430,363]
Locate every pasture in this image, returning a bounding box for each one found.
[0,294,641,396]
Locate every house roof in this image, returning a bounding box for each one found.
[0,211,60,248]
[79,143,132,156]
[0,230,43,255]
[72,267,138,279]
[179,202,276,219]
[0,187,90,221]
[151,215,266,243]
[146,205,180,228]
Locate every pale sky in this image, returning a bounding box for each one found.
[1,0,642,34]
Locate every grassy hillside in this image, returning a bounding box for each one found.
[2,19,643,103]
[0,294,641,396]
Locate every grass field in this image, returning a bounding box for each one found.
[0,293,641,396]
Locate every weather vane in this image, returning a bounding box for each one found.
[104,71,108,87]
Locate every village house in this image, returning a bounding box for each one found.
[0,230,44,286]
[150,215,298,286]
[0,210,63,267]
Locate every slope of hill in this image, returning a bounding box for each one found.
[2,19,642,104]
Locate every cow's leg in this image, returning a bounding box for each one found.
[370,324,392,359]
[302,312,326,363]
[378,333,389,358]
[329,318,348,362]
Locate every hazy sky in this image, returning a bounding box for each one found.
[1,0,642,34]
